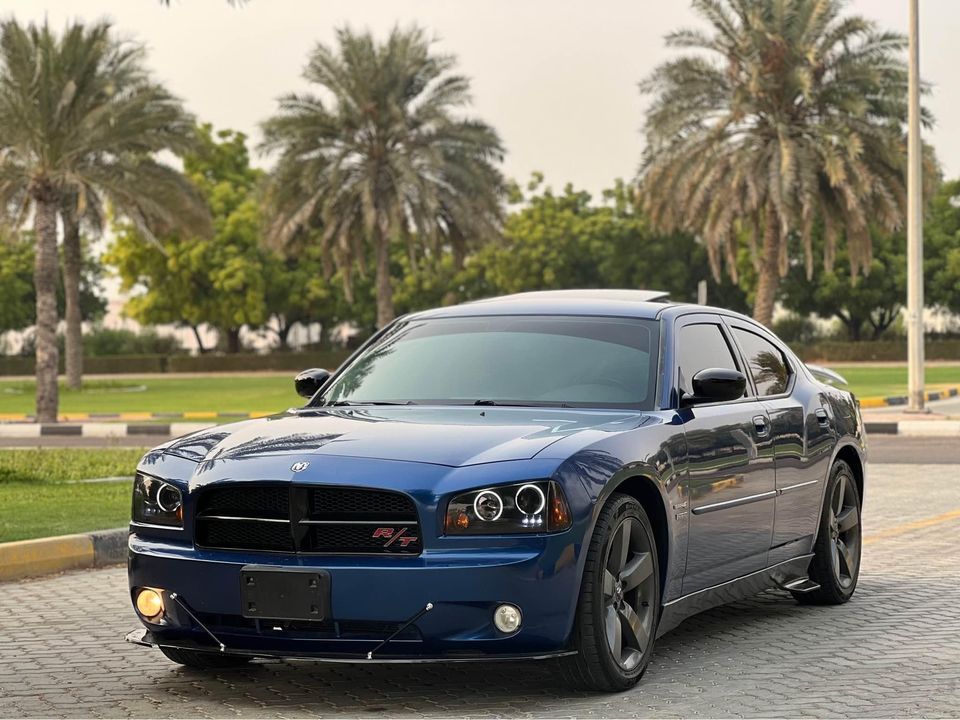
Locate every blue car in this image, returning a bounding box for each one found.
[126,290,866,691]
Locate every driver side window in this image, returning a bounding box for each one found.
[677,323,741,399]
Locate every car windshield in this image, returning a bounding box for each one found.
[319,315,660,409]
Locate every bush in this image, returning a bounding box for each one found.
[167,350,351,373]
[773,313,821,345]
[83,327,183,357]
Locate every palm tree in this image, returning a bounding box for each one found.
[637,0,917,325]
[0,19,205,418]
[261,25,504,328]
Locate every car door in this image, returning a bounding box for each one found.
[726,320,835,563]
[674,314,777,595]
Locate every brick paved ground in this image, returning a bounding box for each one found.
[1,463,958,718]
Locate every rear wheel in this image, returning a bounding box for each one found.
[159,646,253,670]
[793,460,862,605]
[561,493,660,692]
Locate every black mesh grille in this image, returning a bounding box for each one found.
[303,523,421,554]
[199,485,289,519]
[194,484,420,555]
[196,518,294,552]
[309,487,417,520]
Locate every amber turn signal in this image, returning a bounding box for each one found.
[135,587,164,620]
[549,485,572,530]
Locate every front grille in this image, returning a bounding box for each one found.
[196,518,294,552]
[194,485,421,556]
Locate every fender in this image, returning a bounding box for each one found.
[812,436,867,532]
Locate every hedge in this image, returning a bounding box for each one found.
[796,340,960,362]
[0,350,352,377]
[2,342,958,377]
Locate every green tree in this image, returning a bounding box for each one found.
[927,179,960,315]
[0,20,202,419]
[780,229,905,340]
[447,177,748,311]
[260,25,505,328]
[0,232,105,338]
[106,126,265,353]
[637,0,915,326]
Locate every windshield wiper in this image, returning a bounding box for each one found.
[472,400,571,408]
[328,400,415,407]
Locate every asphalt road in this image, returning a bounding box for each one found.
[1,462,958,718]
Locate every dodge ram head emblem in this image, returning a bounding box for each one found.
[290,462,310,473]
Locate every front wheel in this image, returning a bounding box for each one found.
[561,493,660,692]
[793,460,862,605]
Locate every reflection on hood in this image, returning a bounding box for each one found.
[158,406,650,468]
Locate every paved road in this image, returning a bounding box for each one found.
[1,463,958,718]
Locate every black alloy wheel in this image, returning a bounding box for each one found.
[793,459,862,605]
[561,493,660,691]
[602,515,657,671]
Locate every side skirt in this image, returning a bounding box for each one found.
[656,554,814,638]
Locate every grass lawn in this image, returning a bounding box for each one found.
[0,448,146,543]
[831,365,960,399]
[0,375,298,415]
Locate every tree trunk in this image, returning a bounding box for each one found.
[226,327,241,354]
[190,324,207,354]
[374,217,395,328]
[33,197,60,423]
[60,200,83,390]
[753,201,781,327]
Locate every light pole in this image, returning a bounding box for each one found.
[907,0,925,412]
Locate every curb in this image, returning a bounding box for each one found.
[0,527,127,582]
[0,410,273,423]
[0,421,215,438]
[865,420,960,436]
[859,387,960,409]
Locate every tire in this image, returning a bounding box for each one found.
[560,493,660,692]
[159,645,253,669]
[793,460,862,605]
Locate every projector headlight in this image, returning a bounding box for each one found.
[445,481,571,535]
[132,473,183,528]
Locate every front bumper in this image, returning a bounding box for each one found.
[128,530,583,661]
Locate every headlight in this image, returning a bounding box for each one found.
[445,481,572,535]
[132,473,183,528]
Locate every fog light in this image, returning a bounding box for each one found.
[493,603,522,633]
[135,588,164,620]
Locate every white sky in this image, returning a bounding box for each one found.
[5,0,959,195]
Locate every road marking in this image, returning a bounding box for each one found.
[863,509,960,545]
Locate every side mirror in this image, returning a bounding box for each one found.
[294,368,331,399]
[682,368,746,406]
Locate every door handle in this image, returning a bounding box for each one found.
[815,408,830,427]
[752,415,769,437]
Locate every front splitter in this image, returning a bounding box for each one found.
[125,627,576,664]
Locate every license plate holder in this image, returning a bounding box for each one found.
[240,566,330,621]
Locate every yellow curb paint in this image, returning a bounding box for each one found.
[249,411,273,418]
[863,509,960,546]
[58,413,90,421]
[0,533,94,582]
[859,397,886,409]
[0,413,29,421]
[183,411,217,420]
[117,412,152,421]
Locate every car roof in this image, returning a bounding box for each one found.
[410,288,755,323]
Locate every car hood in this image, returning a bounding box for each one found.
[157,406,650,468]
